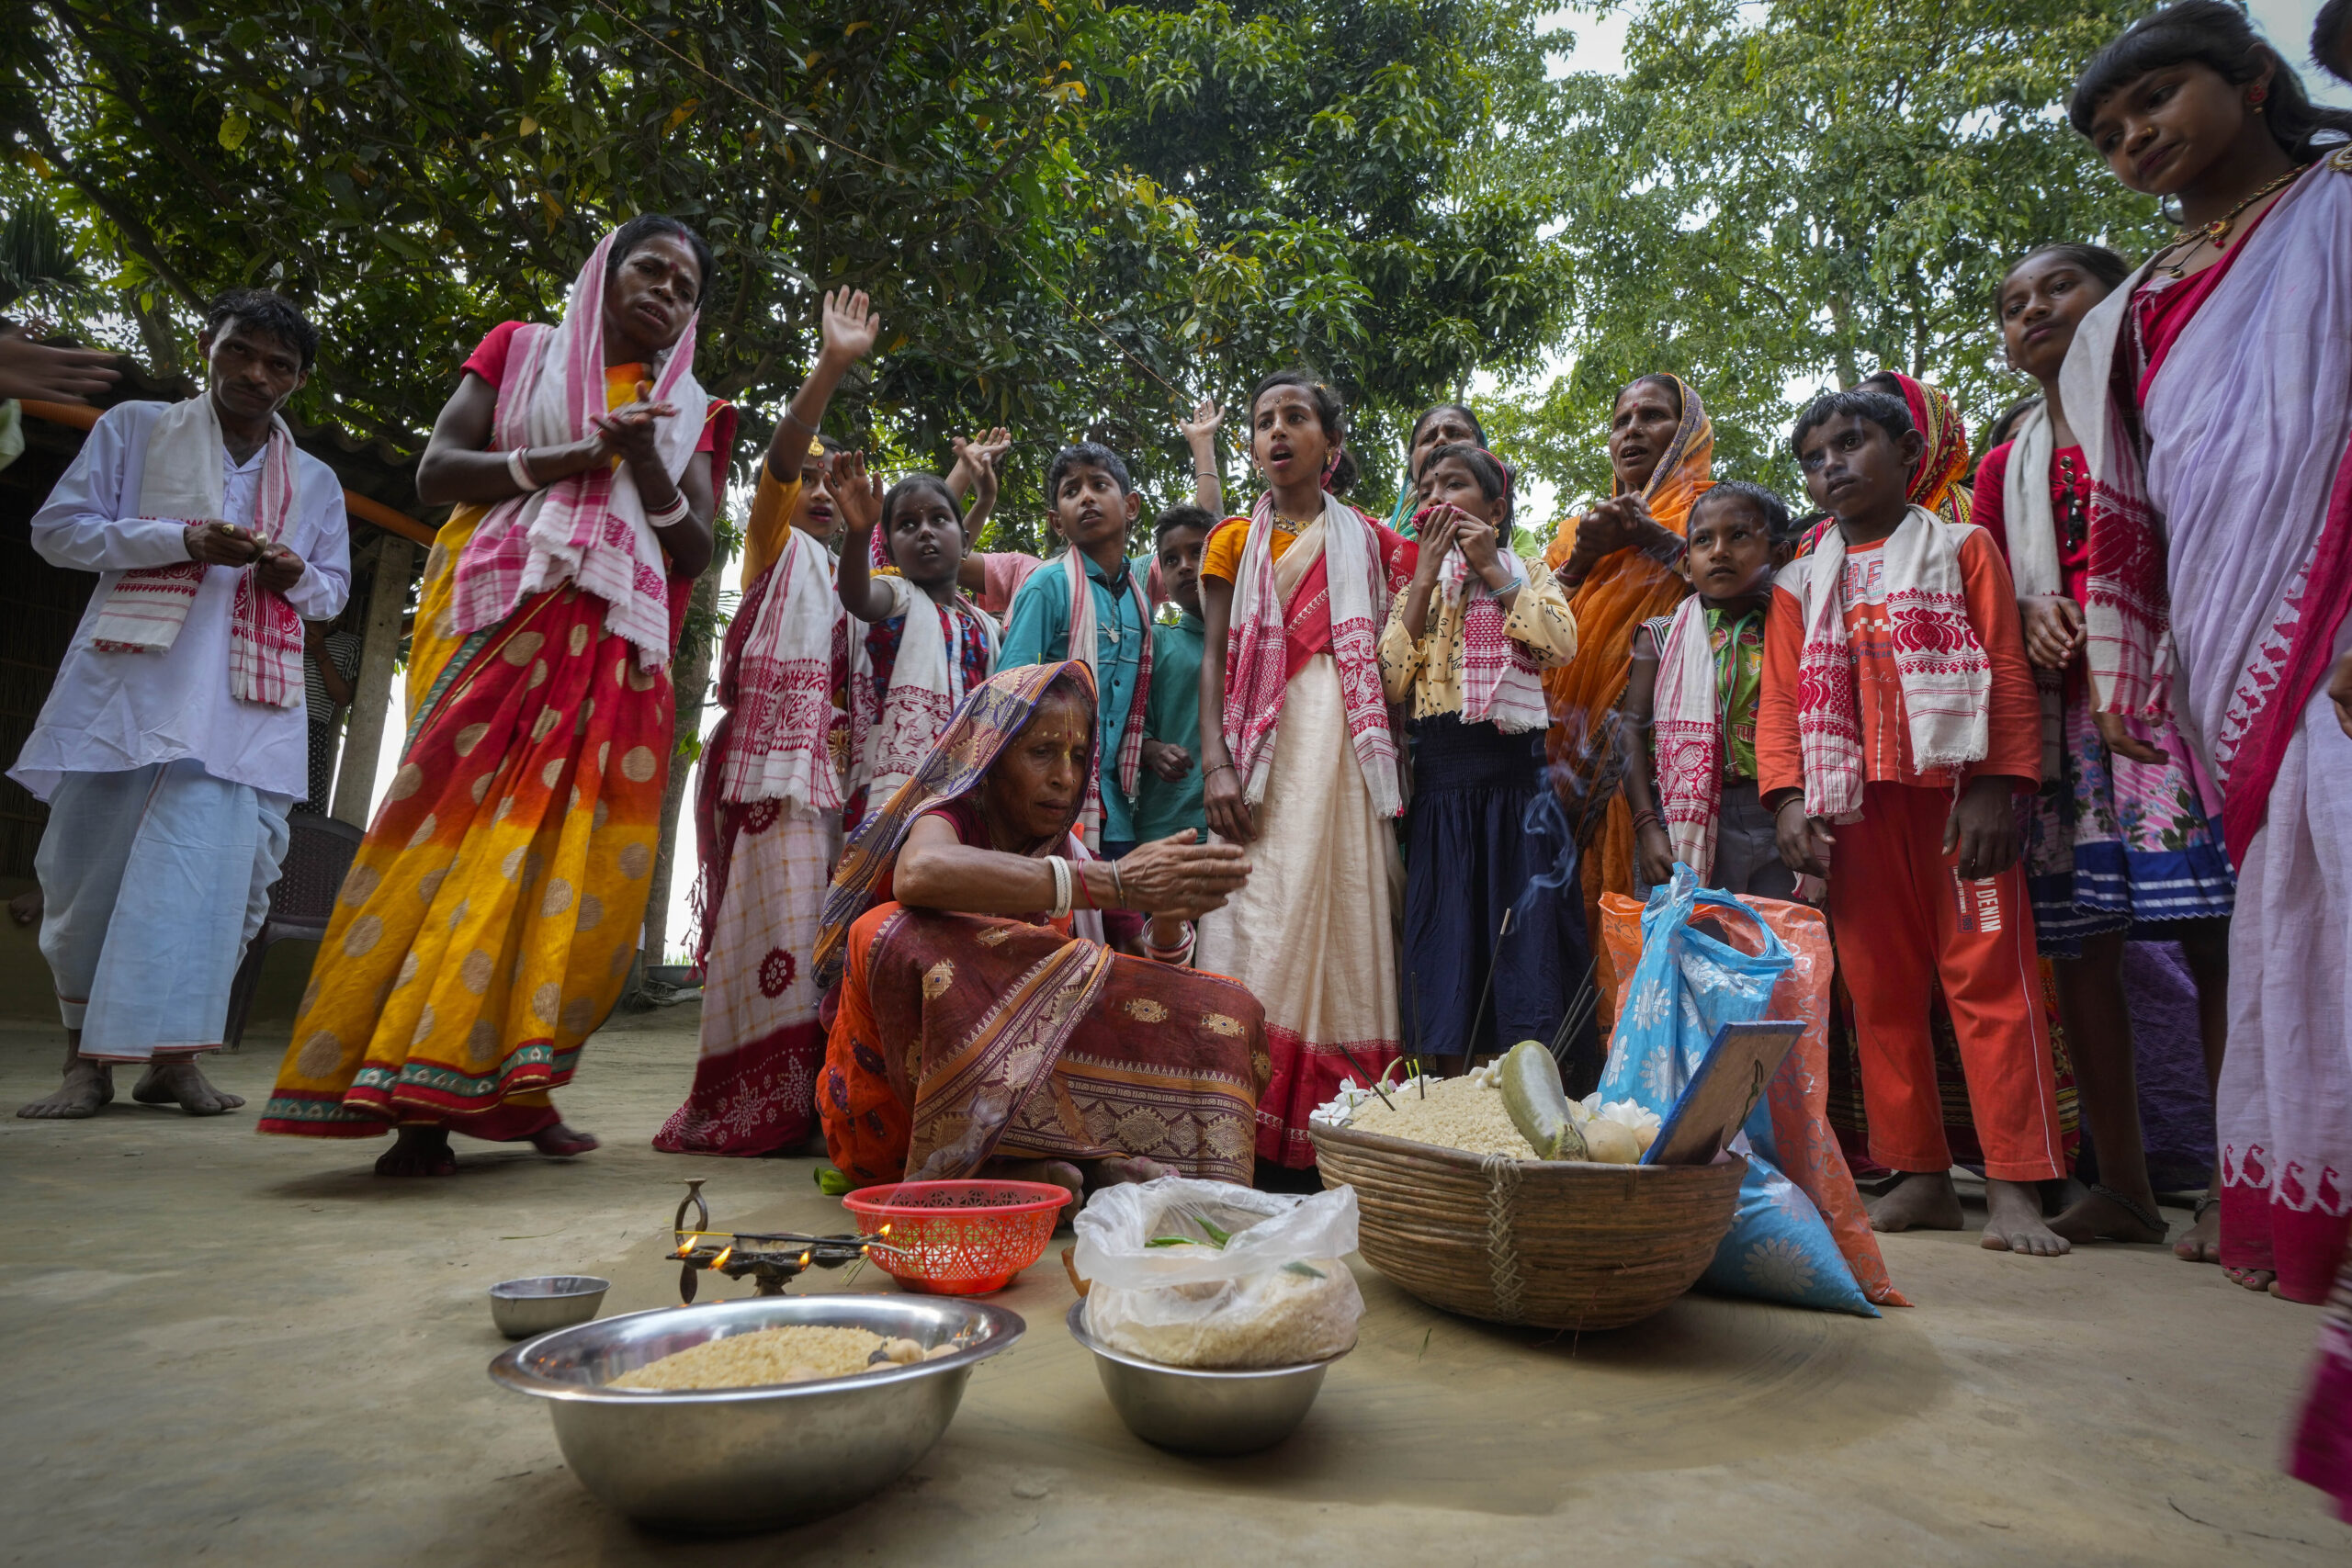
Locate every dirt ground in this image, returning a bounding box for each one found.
[2,1001,2346,1568]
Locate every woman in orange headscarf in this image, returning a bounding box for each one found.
[1541,373,1712,1027]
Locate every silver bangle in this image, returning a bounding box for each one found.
[646,491,690,529]
[1046,855,1074,919]
[506,448,538,491]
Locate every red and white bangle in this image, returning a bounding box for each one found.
[646,491,690,529]
[1141,920,1196,964]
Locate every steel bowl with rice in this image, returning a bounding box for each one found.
[489,1294,1023,1533]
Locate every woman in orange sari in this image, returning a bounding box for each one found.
[815,660,1264,1201]
[260,217,733,1175]
[1541,373,1712,1023]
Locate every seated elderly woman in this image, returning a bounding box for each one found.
[811,660,1265,1200]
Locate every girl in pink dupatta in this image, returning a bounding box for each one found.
[1196,370,1418,1168]
[2069,6,2352,1525]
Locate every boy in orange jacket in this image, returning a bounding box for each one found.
[1758,388,2067,1257]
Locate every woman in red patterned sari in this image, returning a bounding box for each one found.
[814,660,1265,1204]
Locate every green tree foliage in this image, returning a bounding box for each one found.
[0,0,1572,540]
[1089,0,1568,510]
[1479,0,2166,507]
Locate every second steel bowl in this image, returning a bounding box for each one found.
[1064,1299,1348,1456]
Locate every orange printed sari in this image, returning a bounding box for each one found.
[259,517,686,1139]
[1540,374,1713,1019]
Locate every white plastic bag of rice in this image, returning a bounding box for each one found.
[1071,1178,1363,1369]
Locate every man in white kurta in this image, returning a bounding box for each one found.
[12,292,349,1118]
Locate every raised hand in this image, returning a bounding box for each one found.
[820,287,881,367]
[1176,399,1222,446]
[832,449,884,535]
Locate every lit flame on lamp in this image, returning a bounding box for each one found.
[708,1246,733,1271]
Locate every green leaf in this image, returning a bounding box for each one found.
[813,1166,853,1196]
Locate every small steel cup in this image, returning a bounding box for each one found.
[490,1275,610,1340]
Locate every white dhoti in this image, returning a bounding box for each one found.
[35,759,291,1061]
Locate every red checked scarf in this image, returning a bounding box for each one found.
[1647,597,1729,875]
[1427,527,1548,732]
[450,227,705,670]
[1057,549,1153,845]
[714,525,842,815]
[1222,491,1406,818]
[86,395,304,707]
[1780,505,1992,820]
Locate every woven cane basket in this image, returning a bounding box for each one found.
[1309,1121,1747,1332]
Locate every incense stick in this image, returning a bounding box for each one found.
[1408,971,1428,1096]
[1546,955,1600,1063]
[1334,1043,1396,1111]
[1459,908,1511,1069]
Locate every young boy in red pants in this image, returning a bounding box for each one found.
[1758,388,2068,1257]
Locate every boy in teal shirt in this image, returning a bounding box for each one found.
[1135,504,1215,845]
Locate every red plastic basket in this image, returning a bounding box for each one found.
[842,1179,1072,1295]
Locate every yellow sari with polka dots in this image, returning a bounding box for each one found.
[260,502,676,1142]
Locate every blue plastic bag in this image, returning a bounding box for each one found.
[1599,865,1876,1316]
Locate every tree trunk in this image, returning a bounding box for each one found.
[331,535,415,827]
[637,568,722,982]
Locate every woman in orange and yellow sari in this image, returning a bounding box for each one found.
[1540,373,1712,1027]
[260,216,734,1175]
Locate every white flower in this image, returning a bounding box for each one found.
[1743,1235,1818,1298]
[1595,1099,1662,1139]
[1629,981,1673,1031]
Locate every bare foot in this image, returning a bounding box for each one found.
[1983,1177,2071,1256]
[17,1057,113,1119]
[2050,1184,2167,1245]
[1087,1155,1171,1191]
[375,1126,458,1177]
[130,1059,245,1115]
[2224,1265,2277,1292]
[1869,1170,1964,1234]
[529,1122,599,1158]
[2173,1184,2211,1269]
[6,887,40,926]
